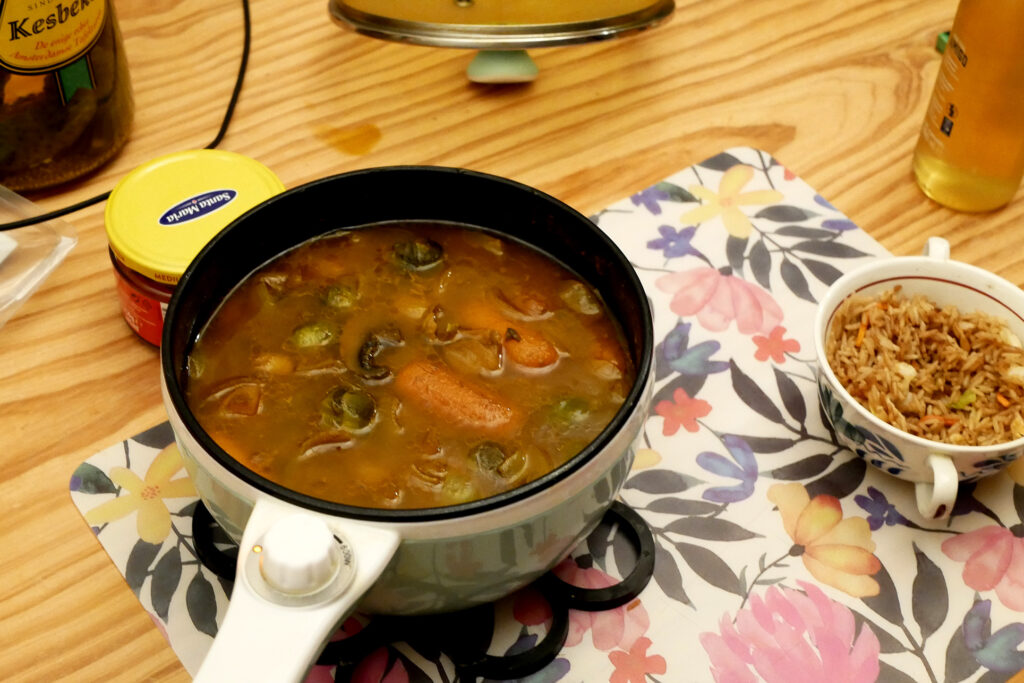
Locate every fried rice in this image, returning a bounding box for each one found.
[825,286,1024,446]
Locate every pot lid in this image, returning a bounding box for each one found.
[329,0,675,49]
[105,150,285,285]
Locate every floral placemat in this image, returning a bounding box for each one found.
[71,147,1024,682]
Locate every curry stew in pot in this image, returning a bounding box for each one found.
[185,223,636,509]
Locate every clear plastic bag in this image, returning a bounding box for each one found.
[0,186,78,329]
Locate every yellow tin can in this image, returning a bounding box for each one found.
[105,149,285,345]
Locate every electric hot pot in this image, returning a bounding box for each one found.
[160,166,654,681]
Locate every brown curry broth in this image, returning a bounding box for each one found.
[186,224,634,508]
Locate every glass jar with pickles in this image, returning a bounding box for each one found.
[0,0,133,192]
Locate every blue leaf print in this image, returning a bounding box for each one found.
[964,600,1024,673]
[661,321,691,359]
[697,435,758,503]
[660,322,729,374]
[671,340,729,375]
[854,487,910,530]
[631,182,700,215]
[813,194,837,210]
[822,218,858,232]
[631,186,670,215]
[647,224,700,259]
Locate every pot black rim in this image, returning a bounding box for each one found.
[161,165,653,523]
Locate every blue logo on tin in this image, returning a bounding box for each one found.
[159,189,237,225]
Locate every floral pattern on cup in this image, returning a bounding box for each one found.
[818,380,908,477]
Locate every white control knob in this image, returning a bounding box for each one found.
[258,514,340,595]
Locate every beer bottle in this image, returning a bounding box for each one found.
[912,0,1024,212]
[0,0,133,192]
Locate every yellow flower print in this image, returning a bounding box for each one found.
[767,483,881,598]
[632,448,662,471]
[85,444,196,544]
[681,165,784,239]
[1007,458,1024,486]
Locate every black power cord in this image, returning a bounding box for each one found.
[0,0,252,231]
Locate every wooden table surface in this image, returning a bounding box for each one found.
[3,0,1022,680]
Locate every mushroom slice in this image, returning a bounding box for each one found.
[201,379,264,417]
[358,326,405,380]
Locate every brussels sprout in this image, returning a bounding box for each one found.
[469,441,526,480]
[322,386,377,432]
[289,321,335,348]
[323,284,358,309]
[471,441,507,473]
[394,238,444,270]
[549,397,590,427]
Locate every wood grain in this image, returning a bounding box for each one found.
[5,0,1022,680]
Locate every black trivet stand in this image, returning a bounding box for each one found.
[193,500,655,681]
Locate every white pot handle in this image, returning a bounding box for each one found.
[193,497,401,682]
[914,454,959,519]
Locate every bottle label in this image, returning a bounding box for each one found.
[0,0,106,74]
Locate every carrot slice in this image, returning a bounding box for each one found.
[855,311,868,347]
[460,301,559,368]
[394,361,521,436]
[504,327,560,368]
[997,392,1012,408]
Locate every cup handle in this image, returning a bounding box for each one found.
[922,236,951,260]
[914,454,958,519]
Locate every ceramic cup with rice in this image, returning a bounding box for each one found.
[813,237,1024,519]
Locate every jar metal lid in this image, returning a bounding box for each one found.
[105,150,285,285]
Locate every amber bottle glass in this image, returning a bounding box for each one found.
[0,0,133,192]
[912,0,1024,212]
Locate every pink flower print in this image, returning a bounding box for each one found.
[552,558,651,651]
[609,637,667,683]
[512,585,552,627]
[943,525,1024,611]
[351,647,409,683]
[699,581,880,683]
[654,387,711,435]
[753,325,801,363]
[304,665,337,683]
[306,617,370,683]
[656,267,783,336]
